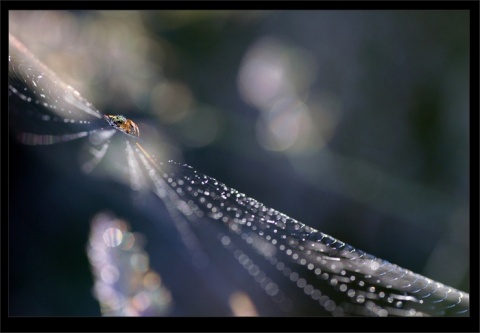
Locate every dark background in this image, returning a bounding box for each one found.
[8,10,470,316]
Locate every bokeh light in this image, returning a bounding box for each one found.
[87,212,172,316]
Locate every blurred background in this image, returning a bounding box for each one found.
[9,10,469,316]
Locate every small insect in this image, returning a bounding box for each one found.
[105,115,140,138]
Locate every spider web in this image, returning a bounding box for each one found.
[8,34,470,317]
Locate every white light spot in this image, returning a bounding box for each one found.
[103,227,123,247]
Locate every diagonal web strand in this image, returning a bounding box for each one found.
[130,143,470,316]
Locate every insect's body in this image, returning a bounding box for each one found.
[105,115,140,138]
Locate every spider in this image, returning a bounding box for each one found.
[105,115,140,138]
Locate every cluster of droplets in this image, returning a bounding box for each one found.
[128,146,469,316]
[9,36,103,120]
[9,35,108,147]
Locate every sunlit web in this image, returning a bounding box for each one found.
[8,34,469,317]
